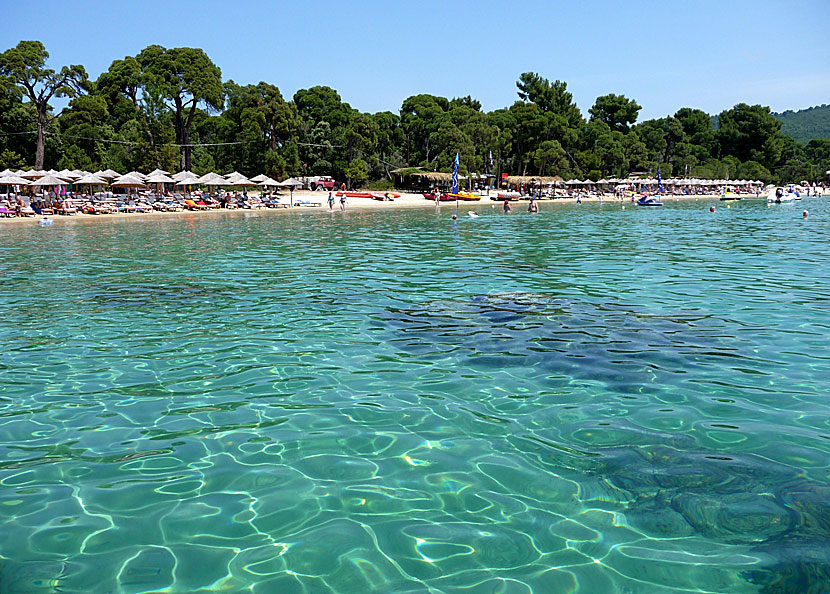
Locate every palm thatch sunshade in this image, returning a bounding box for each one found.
[504,175,563,185]
[30,174,68,186]
[406,171,456,182]
[0,175,31,185]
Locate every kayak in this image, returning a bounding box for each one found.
[445,192,481,201]
[423,192,455,202]
[336,191,373,198]
[371,192,400,201]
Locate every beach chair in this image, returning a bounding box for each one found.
[184,199,208,210]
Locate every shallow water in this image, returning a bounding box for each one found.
[1,198,828,593]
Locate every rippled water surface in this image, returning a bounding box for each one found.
[1,199,829,593]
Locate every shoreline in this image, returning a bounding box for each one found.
[0,191,763,225]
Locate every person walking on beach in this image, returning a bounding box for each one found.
[328,191,334,210]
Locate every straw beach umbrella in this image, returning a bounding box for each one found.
[146,172,175,198]
[175,173,200,197]
[172,170,195,182]
[112,174,145,201]
[279,177,303,207]
[0,174,31,186]
[98,169,121,181]
[30,174,68,205]
[0,175,31,202]
[74,173,107,199]
[196,172,225,185]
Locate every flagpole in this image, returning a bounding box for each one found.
[452,152,460,215]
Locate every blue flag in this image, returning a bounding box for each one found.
[657,166,664,193]
[452,153,459,194]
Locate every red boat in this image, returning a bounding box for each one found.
[336,191,373,198]
[423,192,455,202]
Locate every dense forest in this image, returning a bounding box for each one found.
[1,41,828,186]
[773,104,830,144]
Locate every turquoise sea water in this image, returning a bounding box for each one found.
[1,198,828,593]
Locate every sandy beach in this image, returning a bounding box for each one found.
[0,190,737,225]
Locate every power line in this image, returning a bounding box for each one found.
[42,131,345,149]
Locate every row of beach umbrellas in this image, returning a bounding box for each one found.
[557,177,763,186]
[0,167,304,190]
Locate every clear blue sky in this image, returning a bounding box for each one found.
[2,0,828,120]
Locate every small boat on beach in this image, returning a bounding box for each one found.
[423,192,455,202]
[494,192,521,201]
[444,192,481,201]
[370,192,400,201]
[337,191,373,198]
[636,196,663,207]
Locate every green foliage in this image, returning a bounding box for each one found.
[344,157,369,187]
[773,104,830,143]
[589,94,641,133]
[0,40,88,168]
[137,45,223,170]
[1,40,827,185]
[716,103,781,166]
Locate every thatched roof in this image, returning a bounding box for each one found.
[391,166,423,175]
[407,171,456,182]
[504,175,563,185]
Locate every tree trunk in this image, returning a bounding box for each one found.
[35,108,47,170]
[174,98,185,170]
[183,126,191,171]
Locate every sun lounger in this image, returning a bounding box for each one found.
[295,200,321,207]
[0,207,17,217]
[184,199,208,210]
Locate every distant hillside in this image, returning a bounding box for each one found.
[773,104,830,143]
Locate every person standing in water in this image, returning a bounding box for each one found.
[339,183,347,212]
[528,197,538,213]
[434,186,441,206]
[328,191,334,210]
[503,200,511,213]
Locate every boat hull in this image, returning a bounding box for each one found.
[423,193,456,202]
[445,193,481,201]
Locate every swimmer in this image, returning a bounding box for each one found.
[39,217,53,226]
[468,212,479,218]
[709,206,715,213]
[803,210,809,218]
[451,214,457,220]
